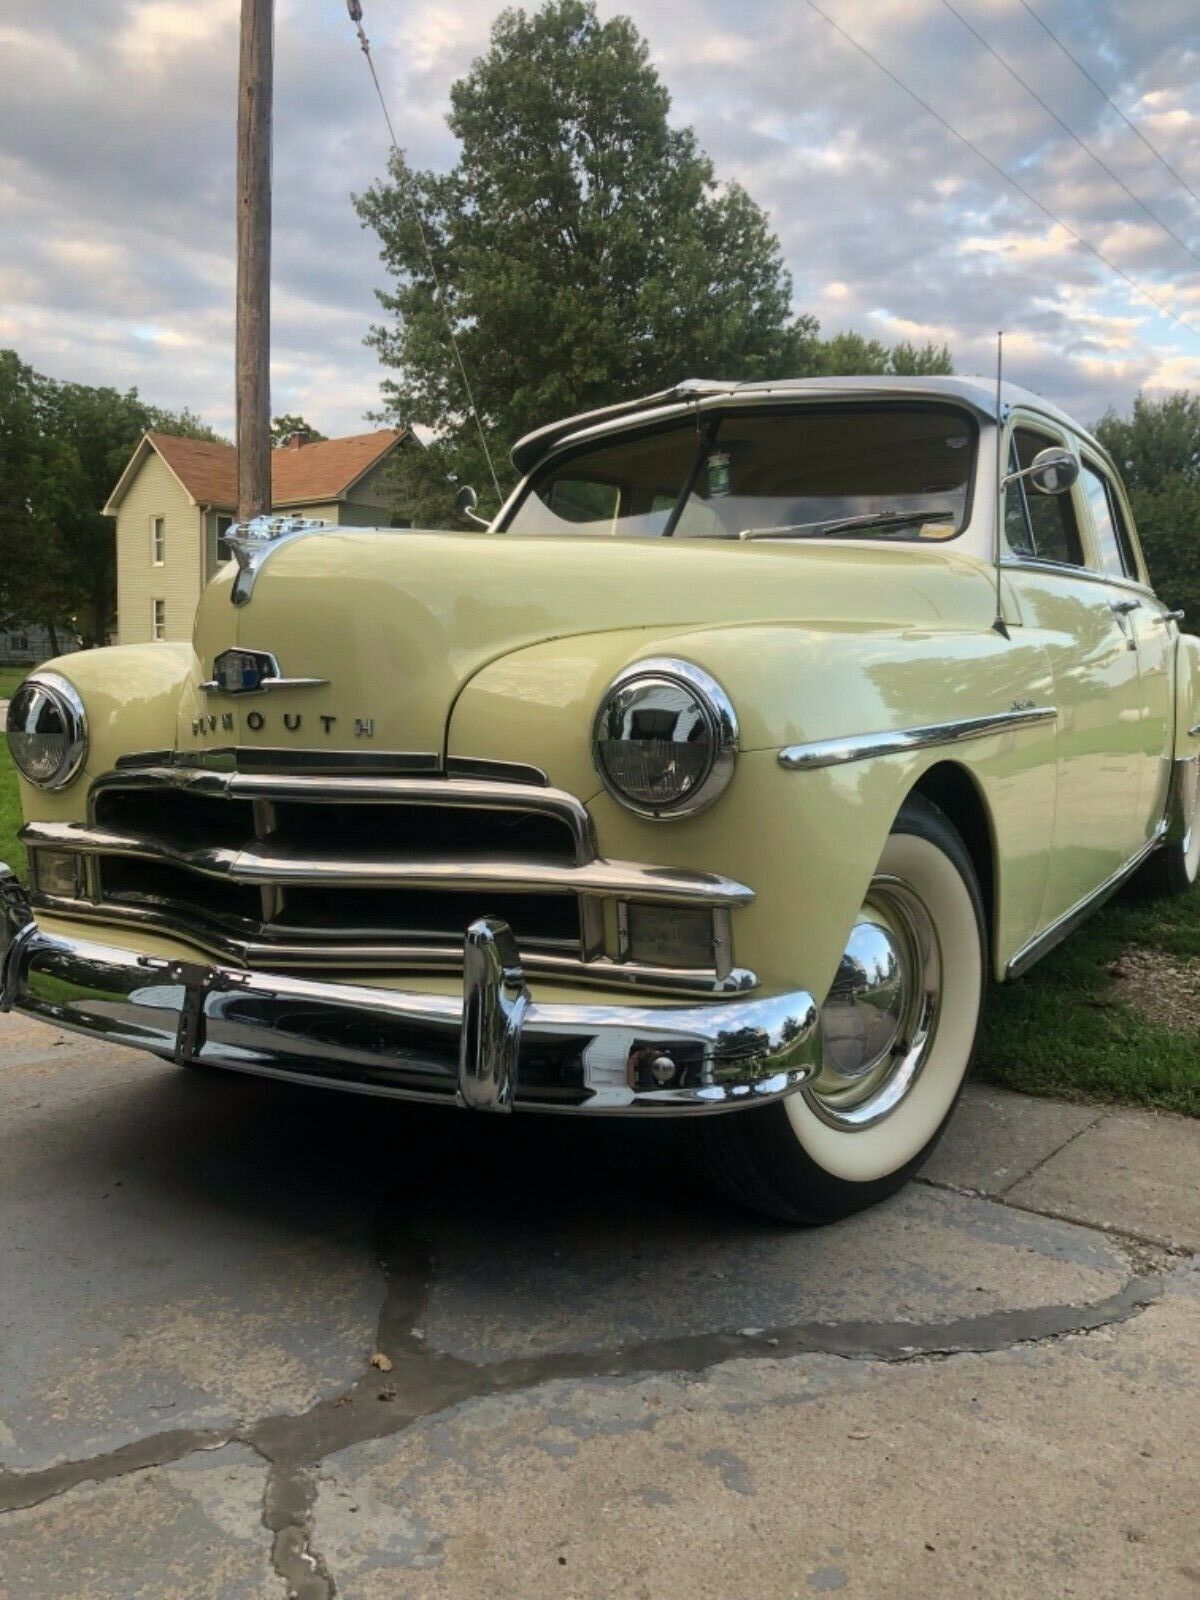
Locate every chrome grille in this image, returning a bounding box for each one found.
[23,764,758,996]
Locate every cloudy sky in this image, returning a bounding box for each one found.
[1,0,1197,441]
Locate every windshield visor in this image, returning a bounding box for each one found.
[502,404,976,541]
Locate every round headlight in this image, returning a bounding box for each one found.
[592,659,738,818]
[5,673,88,790]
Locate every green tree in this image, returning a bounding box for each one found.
[356,0,950,525]
[271,414,327,445]
[0,349,223,648]
[1094,392,1200,618]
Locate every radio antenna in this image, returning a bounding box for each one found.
[992,331,1010,639]
[346,0,504,507]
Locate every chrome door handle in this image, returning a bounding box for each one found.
[1158,609,1186,625]
[1111,598,1142,615]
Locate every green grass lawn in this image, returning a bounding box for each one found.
[0,738,24,877]
[975,876,1200,1116]
[0,666,34,702]
[0,730,1194,1112]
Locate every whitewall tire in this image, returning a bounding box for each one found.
[687,797,986,1224]
[1143,759,1200,897]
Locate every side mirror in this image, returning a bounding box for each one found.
[1003,447,1079,497]
[1027,447,1080,496]
[454,484,479,517]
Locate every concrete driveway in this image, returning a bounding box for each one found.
[1,1010,1197,1600]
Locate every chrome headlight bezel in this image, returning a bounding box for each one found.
[5,672,88,791]
[591,658,738,820]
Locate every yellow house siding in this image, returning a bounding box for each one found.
[115,452,203,645]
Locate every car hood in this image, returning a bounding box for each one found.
[182,527,990,762]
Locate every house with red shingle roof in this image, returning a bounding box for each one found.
[103,426,412,644]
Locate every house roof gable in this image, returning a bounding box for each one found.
[104,428,406,515]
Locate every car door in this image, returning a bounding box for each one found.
[1001,417,1145,929]
[1078,453,1176,844]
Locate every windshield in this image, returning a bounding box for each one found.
[501,404,977,541]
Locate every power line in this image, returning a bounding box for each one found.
[345,1,504,505]
[1016,0,1200,211]
[938,0,1200,270]
[801,0,1200,342]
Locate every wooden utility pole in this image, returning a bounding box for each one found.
[235,0,273,523]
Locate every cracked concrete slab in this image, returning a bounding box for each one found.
[312,1288,1200,1600]
[0,1048,386,1470]
[923,1084,1103,1195]
[416,1182,1129,1363]
[3,1014,1200,1598]
[1005,1109,1200,1252]
[0,1443,276,1600]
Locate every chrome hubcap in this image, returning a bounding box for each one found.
[809,876,942,1129]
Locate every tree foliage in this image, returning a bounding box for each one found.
[1093,391,1200,618]
[355,0,950,525]
[271,414,327,445]
[0,349,223,648]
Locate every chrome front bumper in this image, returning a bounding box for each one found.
[0,865,817,1115]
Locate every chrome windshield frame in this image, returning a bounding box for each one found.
[495,398,982,548]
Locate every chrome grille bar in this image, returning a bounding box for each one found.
[25,820,753,906]
[25,766,758,997]
[90,768,596,862]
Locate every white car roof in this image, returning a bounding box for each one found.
[510,375,1099,474]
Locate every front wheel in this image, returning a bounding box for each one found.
[687,797,986,1224]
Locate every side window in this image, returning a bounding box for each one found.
[1005,428,1084,567]
[215,515,235,561]
[1088,464,1139,582]
[1080,463,1133,578]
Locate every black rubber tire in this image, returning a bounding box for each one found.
[1137,827,1200,899]
[685,797,987,1225]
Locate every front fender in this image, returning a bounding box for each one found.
[10,644,196,827]
[450,623,1059,997]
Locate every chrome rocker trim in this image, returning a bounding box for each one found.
[778,707,1057,772]
[0,868,817,1115]
[1006,825,1166,979]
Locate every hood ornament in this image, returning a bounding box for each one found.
[200,648,328,696]
[224,515,337,606]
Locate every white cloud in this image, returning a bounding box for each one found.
[0,0,1196,440]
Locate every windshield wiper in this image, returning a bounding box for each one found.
[738,508,957,542]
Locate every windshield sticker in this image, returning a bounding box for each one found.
[706,451,732,498]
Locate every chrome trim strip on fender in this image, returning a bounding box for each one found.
[0,890,817,1116]
[778,707,1057,773]
[1005,826,1166,980]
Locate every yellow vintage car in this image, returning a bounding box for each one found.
[3,376,1198,1222]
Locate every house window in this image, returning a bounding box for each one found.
[152,599,166,641]
[216,515,234,561]
[151,516,166,566]
[9,633,28,652]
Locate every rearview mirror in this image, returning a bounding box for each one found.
[454,484,479,517]
[1003,447,1080,497]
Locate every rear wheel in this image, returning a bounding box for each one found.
[687,797,986,1223]
[1141,761,1200,897]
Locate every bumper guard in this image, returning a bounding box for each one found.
[0,864,817,1115]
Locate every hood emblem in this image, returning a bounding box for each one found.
[224,515,337,606]
[200,648,328,696]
